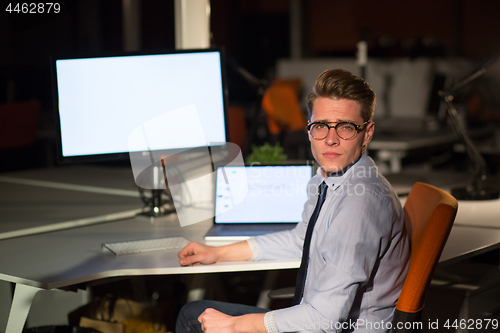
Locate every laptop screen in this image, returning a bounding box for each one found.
[214,165,313,224]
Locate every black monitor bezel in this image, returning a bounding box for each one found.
[50,47,230,165]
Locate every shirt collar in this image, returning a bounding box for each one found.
[316,154,366,190]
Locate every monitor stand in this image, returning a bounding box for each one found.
[137,163,176,218]
[140,189,176,218]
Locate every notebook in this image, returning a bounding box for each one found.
[204,164,313,241]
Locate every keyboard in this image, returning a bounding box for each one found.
[102,236,190,256]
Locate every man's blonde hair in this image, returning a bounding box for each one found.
[307,69,376,123]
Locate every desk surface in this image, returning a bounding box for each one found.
[0,215,300,290]
[0,165,143,238]
[0,165,139,190]
[440,225,500,265]
[0,166,499,292]
[453,199,500,229]
[0,210,498,291]
[386,169,500,229]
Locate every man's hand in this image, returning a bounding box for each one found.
[198,308,266,333]
[178,242,220,266]
[178,241,254,266]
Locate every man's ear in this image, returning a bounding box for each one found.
[362,121,375,146]
[307,121,312,142]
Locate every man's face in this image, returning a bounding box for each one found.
[309,97,374,177]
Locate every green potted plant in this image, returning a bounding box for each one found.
[245,142,287,164]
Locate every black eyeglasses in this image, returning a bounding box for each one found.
[307,121,371,140]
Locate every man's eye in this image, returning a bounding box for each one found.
[316,123,327,129]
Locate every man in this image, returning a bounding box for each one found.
[176,69,410,333]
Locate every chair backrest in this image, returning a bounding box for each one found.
[261,79,306,135]
[393,182,458,332]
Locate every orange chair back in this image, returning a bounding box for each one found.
[396,182,458,315]
[261,79,306,135]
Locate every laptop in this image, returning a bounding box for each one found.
[204,164,313,241]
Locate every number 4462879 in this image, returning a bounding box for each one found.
[444,319,499,330]
[6,3,61,14]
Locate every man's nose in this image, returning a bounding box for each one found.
[325,128,340,146]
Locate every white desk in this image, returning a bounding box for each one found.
[0,215,299,290]
[0,166,142,239]
[0,166,300,333]
[453,199,500,229]
[387,169,500,229]
[440,225,500,265]
[0,214,300,333]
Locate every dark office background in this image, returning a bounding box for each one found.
[1,0,500,171]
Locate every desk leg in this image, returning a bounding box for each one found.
[5,284,41,333]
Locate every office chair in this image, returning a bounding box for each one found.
[261,78,305,136]
[261,79,309,159]
[268,182,458,333]
[392,182,457,332]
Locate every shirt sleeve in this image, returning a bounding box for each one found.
[246,238,259,260]
[272,187,398,332]
[264,311,278,333]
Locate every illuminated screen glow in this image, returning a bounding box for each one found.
[54,50,227,158]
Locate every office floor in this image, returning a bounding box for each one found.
[78,269,298,331]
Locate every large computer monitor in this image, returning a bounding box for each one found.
[51,48,229,164]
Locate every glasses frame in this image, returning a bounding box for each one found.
[307,121,371,140]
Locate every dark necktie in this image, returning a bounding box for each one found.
[293,181,329,305]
